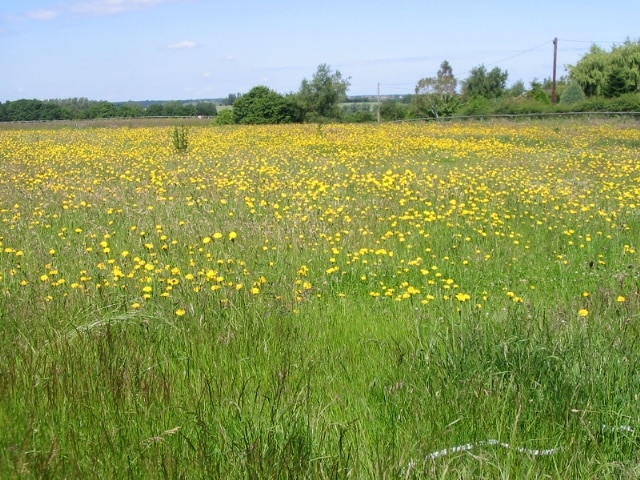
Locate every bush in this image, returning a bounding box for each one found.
[492,98,554,116]
[213,109,235,125]
[608,93,640,111]
[457,97,493,116]
[344,110,376,123]
[379,100,410,121]
[233,86,297,124]
[172,125,189,153]
[559,82,586,105]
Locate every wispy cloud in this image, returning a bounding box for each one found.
[26,9,59,21]
[168,40,197,49]
[70,0,173,16]
[10,0,180,23]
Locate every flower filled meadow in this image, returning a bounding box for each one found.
[1,121,639,478]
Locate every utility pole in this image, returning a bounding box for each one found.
[551,37,558,104]
[377,82,381,123]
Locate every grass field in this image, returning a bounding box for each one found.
[1,120,639,478]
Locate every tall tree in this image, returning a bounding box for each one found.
[568,40,640,97]
[413,60,459,118]
[462,65,509,99]
[296,64,351,121]
[233,86,297,124]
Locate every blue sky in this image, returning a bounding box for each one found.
[1,0,638,102]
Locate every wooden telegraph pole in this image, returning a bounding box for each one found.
[377,82,381,123]
[551,37,558,104]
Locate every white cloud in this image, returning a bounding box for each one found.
[168,40,197,49]
[26,9,59,21]
[70,0,174,16]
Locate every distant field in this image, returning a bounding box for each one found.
[0,115,214,130]
[1,121,639,478]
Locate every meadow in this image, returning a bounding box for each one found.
[1,120,639,478]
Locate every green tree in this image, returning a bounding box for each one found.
[559,81,586,105]
[145,104,164,116]
[213,109,235,125]
[0,99,65,121]
[83,101,118,119]
[296,64,351,121]
[568,44,610,97]
[194,102,217,117]
[527,81,551,104]
[569,40,640,97]
[413,60,460,118]
[117,103,144,117]
[163,102,194,117]
[462,65,509,99]
[506,80,526,97]
[233,86,296,124]
[379,100,409,121]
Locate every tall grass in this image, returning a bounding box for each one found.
[0,121,639,478]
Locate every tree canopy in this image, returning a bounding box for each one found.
[413,60,460,118]
[568,40,640,97]
[232,86,298,124]
[296,64,351,121]
[462,65,509,99]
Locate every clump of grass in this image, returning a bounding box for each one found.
[172,125,189,153]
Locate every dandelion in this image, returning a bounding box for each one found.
[578,308,589,317]
[617,296,626,302]
[228,231,237,241]
[175,308,186,316]
[455,292,471,302]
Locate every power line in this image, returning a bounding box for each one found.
[376,37,638,96]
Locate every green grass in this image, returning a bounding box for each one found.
[1,121,639,478]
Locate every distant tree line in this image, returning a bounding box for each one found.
[221,63,352,125]
[401,38,640,121]
[3,40,639,124]
[221,41,640,124]
[0,98,217,122]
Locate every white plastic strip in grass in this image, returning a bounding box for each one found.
[425,439,559,460]
[423,424,635,461]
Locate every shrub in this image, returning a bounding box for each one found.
[457,97,493,117]
[213,109,235,125]
[559,82,586,105]
[172,125,189,153]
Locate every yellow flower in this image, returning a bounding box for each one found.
[578,309,589,317]
[175,308,186,316]
[228,231,237,241]
[617,296,626,302]
[455,292,471,302]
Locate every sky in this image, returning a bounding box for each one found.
[1,0,638,102]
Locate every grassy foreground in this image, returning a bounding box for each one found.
[1,121,639,478]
